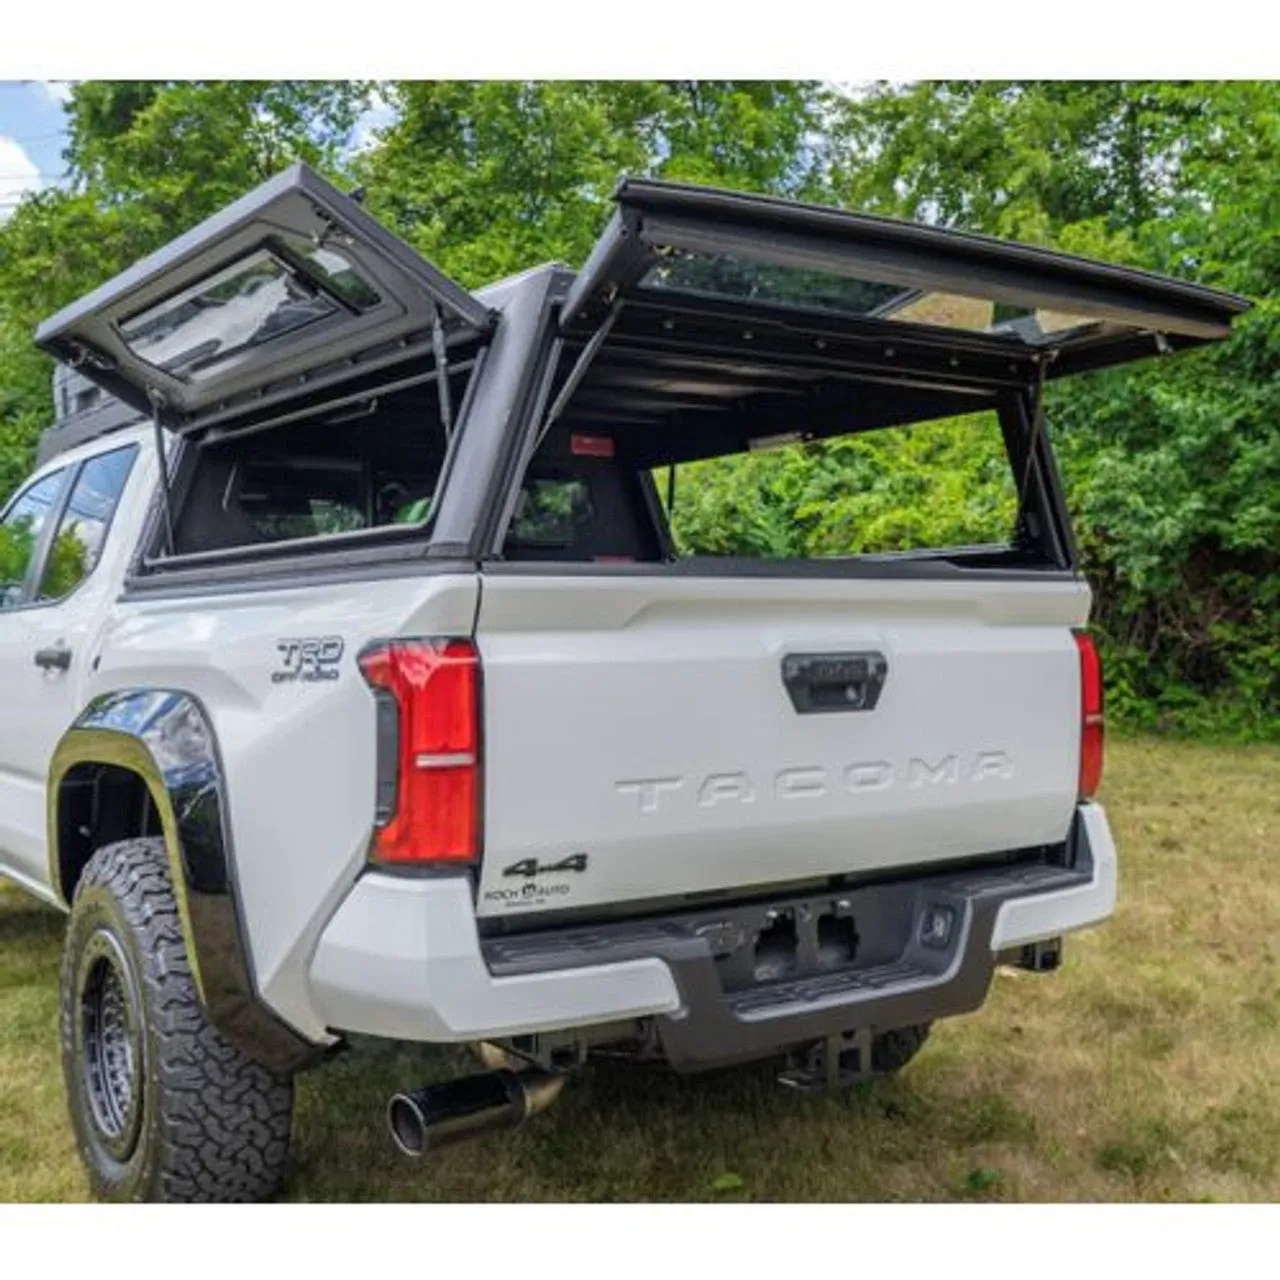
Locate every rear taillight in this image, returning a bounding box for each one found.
[357,638,480,865]
[1073,630,1104,801]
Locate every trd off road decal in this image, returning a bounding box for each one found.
[272,637,345,684]
[484,853,590,909]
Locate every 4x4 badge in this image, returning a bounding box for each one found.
[502,853,589,878]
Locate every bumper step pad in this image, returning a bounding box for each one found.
[483,820,1099,1071]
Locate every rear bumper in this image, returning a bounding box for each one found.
[307,874,682,1043]
[990,803,1116,950]
[307,803,1116,1064]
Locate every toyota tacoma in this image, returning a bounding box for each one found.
[0,165,1249,1200]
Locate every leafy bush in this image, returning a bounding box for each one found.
[669,413,1017,559]
[0,519,35,602]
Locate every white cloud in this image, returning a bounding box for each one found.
[0,136,42,221]
[37,81,73,107]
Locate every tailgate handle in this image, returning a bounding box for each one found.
[781,651,888,714]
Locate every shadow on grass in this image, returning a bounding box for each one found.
[0,898,63,949]
[287,1039,955,1202]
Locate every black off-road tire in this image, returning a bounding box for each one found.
[59,837,294,1202]
[870,1023,931,1074]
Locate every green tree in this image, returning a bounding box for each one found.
[358,80,824,285]
[825,81,1279,736]
[0,81,372,497]
[0,516,35,598]
[0,79,1273,737]
[66,80,373,227]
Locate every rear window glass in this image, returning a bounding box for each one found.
[40,445,137,600]
[508,477,594,547]
[233,459,368,543]
[641,251,909,319]
[498,441,665,565]
[283,241,382,311]
[174,441,442,556]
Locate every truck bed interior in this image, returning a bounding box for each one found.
[168,363,471,557]
[505,295,1071,571]
[161,326,1063,571]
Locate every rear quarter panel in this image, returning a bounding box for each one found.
[89,572,479,1041]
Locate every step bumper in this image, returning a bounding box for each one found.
[307,804,1116,1061]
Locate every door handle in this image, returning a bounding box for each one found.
[34,644,72,673]
[781,651,888,714]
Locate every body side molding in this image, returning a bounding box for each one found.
[47,689,320,1073]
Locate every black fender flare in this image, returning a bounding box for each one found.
[48,689,320,1073]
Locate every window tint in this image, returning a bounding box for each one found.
[233,459,369,543]
[0,468,66,608]
[283,240,383,311]
[39,446,137,601]
[180,450,445,554]
[508,477,594,547]
[499,443,665,564]
[641,250,909,319]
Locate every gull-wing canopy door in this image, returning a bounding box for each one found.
[561,178,1249,379]
[36,163,493,435]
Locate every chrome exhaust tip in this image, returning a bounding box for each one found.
[388,1068,565,1157]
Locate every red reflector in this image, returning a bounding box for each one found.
[1074,630,1104,800]
[570,433,615,458]
[358,639,480,864]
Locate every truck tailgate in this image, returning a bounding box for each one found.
[474,571,1088,919]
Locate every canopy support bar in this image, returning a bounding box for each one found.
[539,299,624,444]
[431,306,454,441]
[1013,355,1052,546]
[148,394,175,557]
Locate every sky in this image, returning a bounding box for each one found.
[0,81,70,219]
[0,81,397,222]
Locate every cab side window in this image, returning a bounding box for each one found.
[0,468,68,609]
[38,446,138,602]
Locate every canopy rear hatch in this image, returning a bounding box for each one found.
[561,178,1249,384]
[35,164,494,436]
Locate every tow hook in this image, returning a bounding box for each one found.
[388,1068,566,1157]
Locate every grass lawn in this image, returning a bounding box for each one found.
[1,736,1276,1202]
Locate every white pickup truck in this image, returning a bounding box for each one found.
[0,165,1248,1201]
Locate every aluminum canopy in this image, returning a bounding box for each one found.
[36,164,494,435]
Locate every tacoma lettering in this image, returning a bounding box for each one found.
[617,752,1014,814]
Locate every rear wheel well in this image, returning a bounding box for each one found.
[55,763,162,903]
